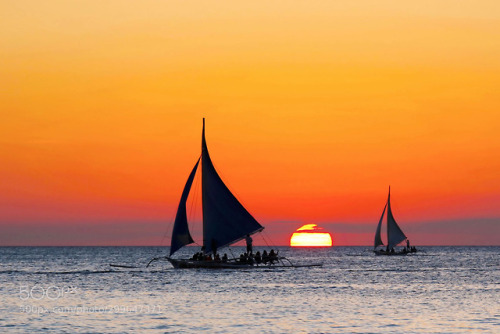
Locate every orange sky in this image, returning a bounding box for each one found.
[1,1,499,245]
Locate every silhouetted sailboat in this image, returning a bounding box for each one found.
[373,187,417,255]
[152,119,322,269]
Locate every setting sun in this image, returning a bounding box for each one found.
[290,224,333,247]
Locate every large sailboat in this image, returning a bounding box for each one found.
[156,119,321,269]
[373,187,417,255]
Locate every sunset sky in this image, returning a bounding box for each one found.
[1,1,499,246]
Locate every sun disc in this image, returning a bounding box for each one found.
[290,224,333,247]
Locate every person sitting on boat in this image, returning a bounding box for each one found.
[262,250,269,264]
[246,253,254,264]
[254,251,262,264]
[269,249,278,264]
[239,253,245,263]
[214,253,221,262]
[222,253,228,262]
[390,248,395,253]
[246,234,253,254]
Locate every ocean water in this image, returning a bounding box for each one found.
[0,246,498,333]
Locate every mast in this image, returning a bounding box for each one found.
[201,118,264,254]
[386,186,407,249]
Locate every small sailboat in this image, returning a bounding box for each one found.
[373,187,417,255]
[151,119,322,269]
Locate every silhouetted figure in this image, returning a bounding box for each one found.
[262,250,269,264]
[239,252,250,264]
[222,253,228,262]
[269,249,278,264]
[254,251,262,264]
[246,234,253,254]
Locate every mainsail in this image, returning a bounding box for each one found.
[386,188,407,248]
[169,158,199,256]
[201,119,264,254]
[374,202,387,249]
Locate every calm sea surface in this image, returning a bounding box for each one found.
[0,246,498,333]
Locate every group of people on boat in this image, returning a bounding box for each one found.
[238,249,279,264]
[188,249,279,264]
[188,235,280,265]
[404,239,417,253]
[241,234,279,264]
[377,240,417,254]
[190,252,229,262]
[188,249,280,265]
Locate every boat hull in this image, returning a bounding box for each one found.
[374,249,417,256]
[167,258,322,269]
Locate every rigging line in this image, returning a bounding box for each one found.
[260,232,270,248]
[228,247,237,260]
[257,231,268,247]
[261,230,275,248]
